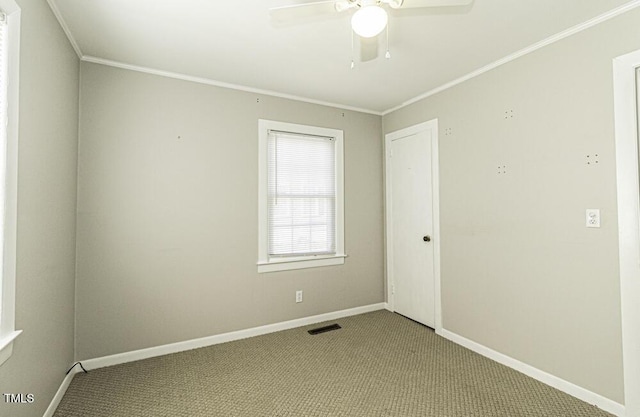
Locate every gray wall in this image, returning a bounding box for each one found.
[383,8,640,404]
[0,0,79,416]
[75,62,384,360]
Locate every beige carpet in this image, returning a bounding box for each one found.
[54,310,613,416]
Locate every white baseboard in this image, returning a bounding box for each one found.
[42,367,81,417]
[52,306,619,417]
[43,303,384,416]
[438,328,625,417]
[82,303,386,371]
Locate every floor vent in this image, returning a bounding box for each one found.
[308,324,341,335]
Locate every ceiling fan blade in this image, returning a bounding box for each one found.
[398,0,472,8]
[359,36,379,62]
[269,1,339,22]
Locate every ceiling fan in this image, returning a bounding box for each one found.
[269,0,472,63]
[269,0,473,38]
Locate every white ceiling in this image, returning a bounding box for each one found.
[49,0,636,114]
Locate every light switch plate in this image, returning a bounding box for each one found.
[586,209,601,228]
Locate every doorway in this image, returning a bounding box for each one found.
[385,120,441,331]
[613,49,640,417]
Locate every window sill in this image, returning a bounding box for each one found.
[0,330,22,367]
[257,254,347,273]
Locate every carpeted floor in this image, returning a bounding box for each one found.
[54,310,613,416]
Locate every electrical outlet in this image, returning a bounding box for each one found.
[586,209,600,228]
[295,290,303,303]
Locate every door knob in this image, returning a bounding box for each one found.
[423,235,431,242]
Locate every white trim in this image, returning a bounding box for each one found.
[439,329,625,417]
[81,55,382,116]
[42,368,80,417]
[45,0,82,58]
[257,119,346,273]
[0,0,20,368]
[257,254,346,273]
[257,253,348,266]
[431,126,441,331]
[47,1,640,117]
[80,303,386,370]
[613,48,640,417]
[382,0,640,115]
[0,329,20,365]
[384,119,442,333]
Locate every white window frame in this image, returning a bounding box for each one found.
[258,119,345,273]
[0,0,20,367]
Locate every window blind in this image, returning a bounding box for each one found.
[267,130,336,258]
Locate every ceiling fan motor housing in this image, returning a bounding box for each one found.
[335,0,404,12]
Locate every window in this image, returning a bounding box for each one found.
[258,120,345,273]
[0,0,20,367]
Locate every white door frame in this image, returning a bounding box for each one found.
[613,49,640,417]
[385,119,442,333]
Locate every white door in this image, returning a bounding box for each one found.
[386,121,438,328]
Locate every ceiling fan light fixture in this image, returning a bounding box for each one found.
[351,5,388,38]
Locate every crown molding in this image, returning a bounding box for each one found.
[382,0,640,115]
[47,0,640,117]
[46,0,82,58]
[81,55,383,116]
